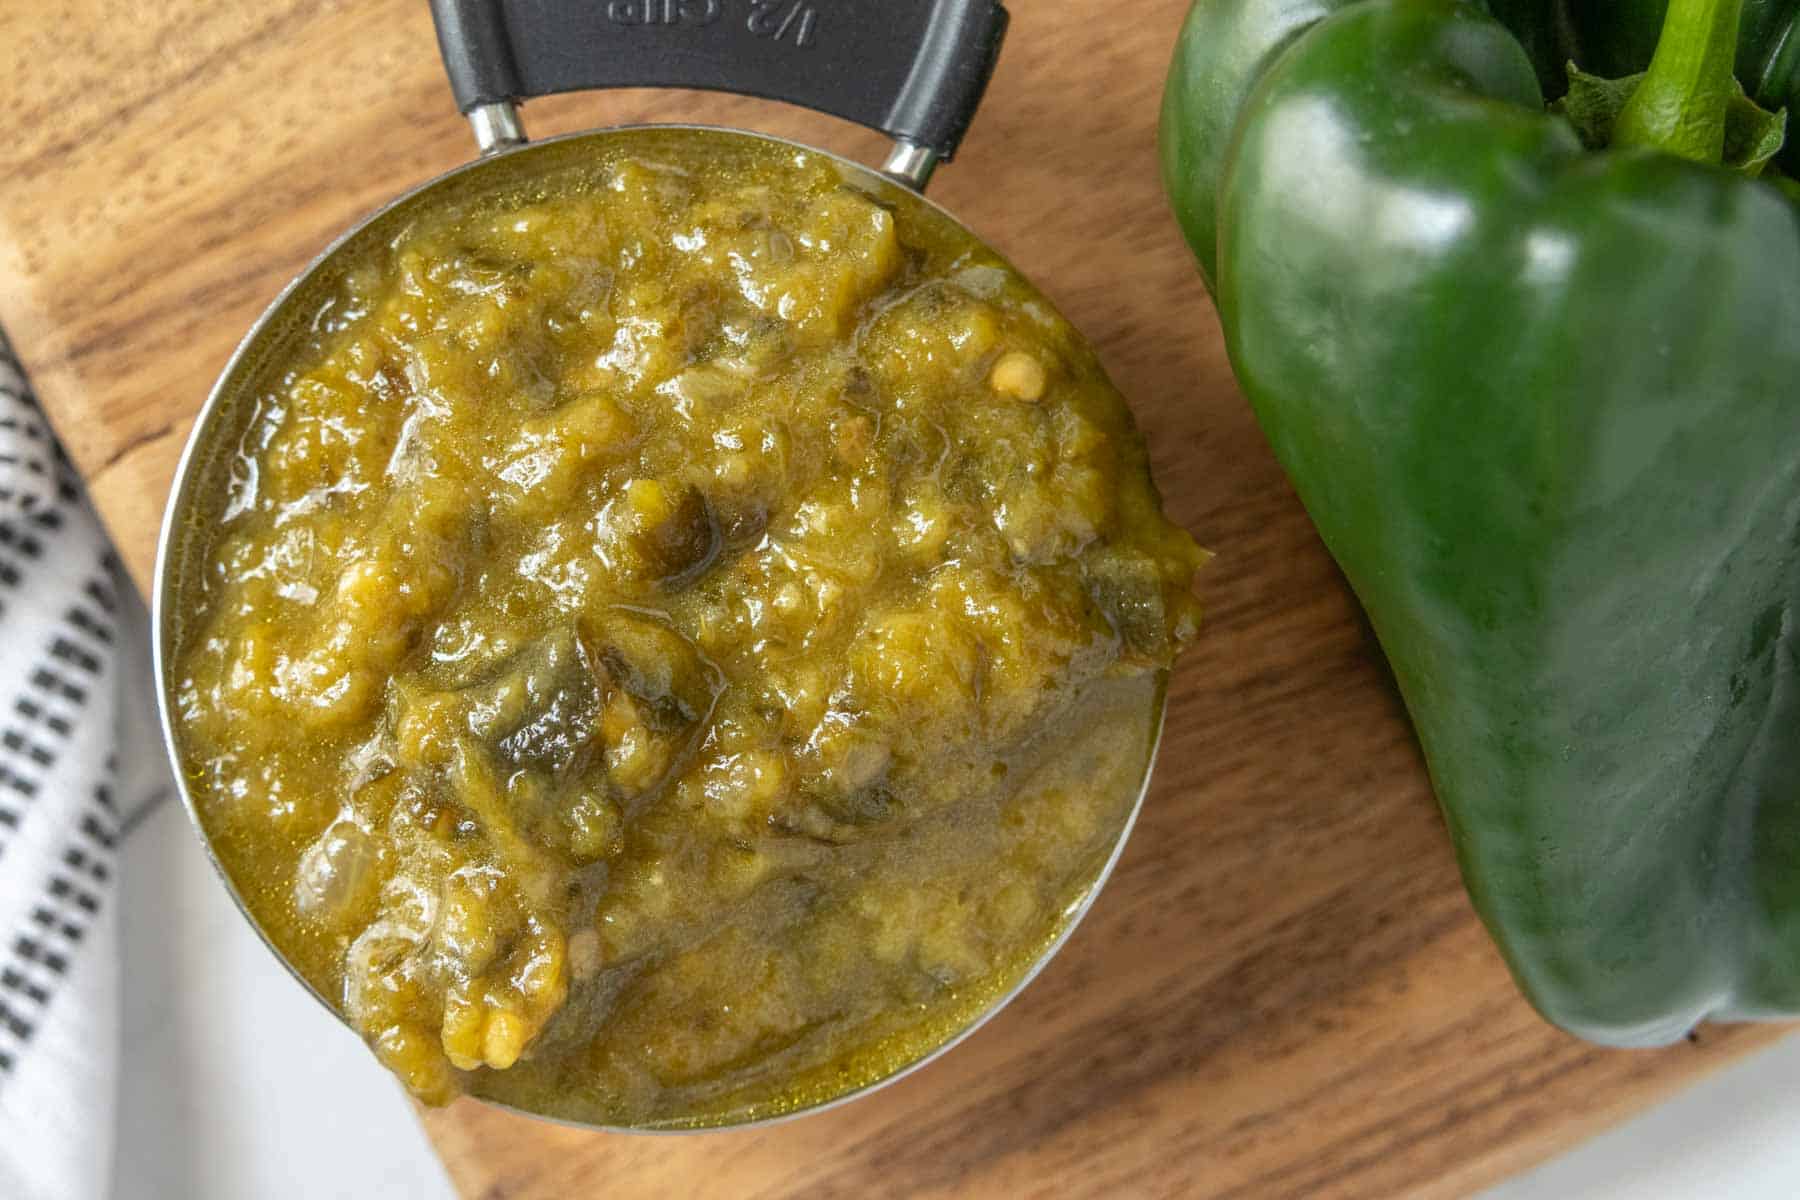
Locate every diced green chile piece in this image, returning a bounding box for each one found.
[464,626,603,776]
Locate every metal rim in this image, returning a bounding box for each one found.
[152,123,1168,1133]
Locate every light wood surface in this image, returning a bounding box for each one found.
[1,2,1788,1197]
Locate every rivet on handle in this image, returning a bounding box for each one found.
[881,140,940,191]
[468,100,527,156]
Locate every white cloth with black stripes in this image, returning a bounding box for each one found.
[0,333,167,1200]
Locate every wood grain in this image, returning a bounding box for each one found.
[1,2,1788,1197]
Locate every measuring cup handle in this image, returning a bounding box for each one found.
[428,0,1009,189]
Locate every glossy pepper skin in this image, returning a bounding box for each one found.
[1161,0,1800,1046]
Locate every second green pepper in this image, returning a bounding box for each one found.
[1162,0,1800,1045]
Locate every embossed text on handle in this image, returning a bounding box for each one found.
[746,0,819,47]
[604,0,821,49]
[607,0,723,26]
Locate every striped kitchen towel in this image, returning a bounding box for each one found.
[0,330,167,1200]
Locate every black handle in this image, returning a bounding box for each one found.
[430,0,1009,163]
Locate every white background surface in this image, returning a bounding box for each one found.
[116,800,454,1200]
[117,796,1800,1199]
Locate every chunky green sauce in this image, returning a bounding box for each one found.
[169,129,1204,1126]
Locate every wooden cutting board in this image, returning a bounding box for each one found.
[1,2,1788,1196]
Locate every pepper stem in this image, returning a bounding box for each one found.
[1615,0,1746,164]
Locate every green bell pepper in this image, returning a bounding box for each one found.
[1161,0,1800,1047]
